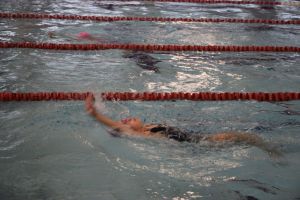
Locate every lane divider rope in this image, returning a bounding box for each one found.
[1,42,299,52]
[0,92,299,101]
[96,0,300,6]
[1,12,299,25]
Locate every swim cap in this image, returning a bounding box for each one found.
[77,32,92,39]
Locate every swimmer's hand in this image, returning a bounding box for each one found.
[85,94,96,115]
[85,94,132,134]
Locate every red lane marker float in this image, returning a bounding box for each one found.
[1,42,299,52]
[1,13,299,25]
[0,92,300,101]
[0,92,91,101]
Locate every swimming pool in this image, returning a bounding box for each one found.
[0,0,300,199]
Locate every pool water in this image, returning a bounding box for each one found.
[0,0,300,199]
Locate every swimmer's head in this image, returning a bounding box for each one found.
[48,31,55,38]
[77,32,92,39]
[121,117,143,131]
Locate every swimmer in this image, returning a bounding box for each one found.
[123,51,161,73]
[85,95,281,157]
[47,31,162,72]
[47,31,102,42]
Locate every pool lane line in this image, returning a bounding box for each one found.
[1,13,299,25]
[1,92,300,102]
[0,42,299,52]
[90,0,300,6]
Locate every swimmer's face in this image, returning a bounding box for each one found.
[121,117,143,131]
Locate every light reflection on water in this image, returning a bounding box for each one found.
[126,139,244,185]
[147,71,222,91]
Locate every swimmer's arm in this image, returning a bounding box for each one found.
[91,111,141,136]
[48,32,78,40]
[64,33,79,40]
[90,110,142,136]
[85,96,123,128]
[91,108,121,128]
[85,95,140,136]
